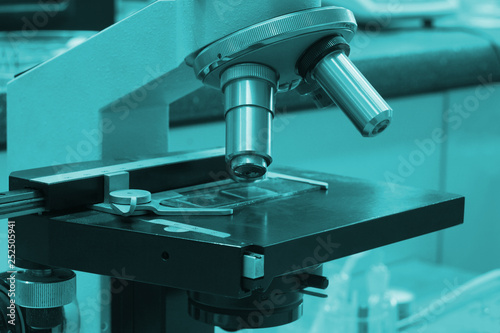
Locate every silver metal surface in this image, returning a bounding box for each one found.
[95,189,233,217]
[109,189,152,216]
[15,269,76,309]
[104,172,130,203]
[225,107,273,179]
[110,189,152,205]
[311,51,392,137]
[106,201,234,217]
[0,189,45,219]
[267,172,329,190]
[243,253,265,279]
[222,64,277,180]
[0,189,42,204]
[192,7,357,91]
[221,64,277,113]
[230,155,268,180]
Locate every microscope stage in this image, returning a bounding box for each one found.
[13,168,464,298]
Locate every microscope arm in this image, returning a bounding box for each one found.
[7,0,321,171]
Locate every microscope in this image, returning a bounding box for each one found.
[0,1,464,332]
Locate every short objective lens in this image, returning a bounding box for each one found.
[220,64,278,181]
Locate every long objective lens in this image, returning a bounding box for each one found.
[311,51,392,137]
[220,64,278,180]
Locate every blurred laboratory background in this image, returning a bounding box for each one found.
[1,0,500,332]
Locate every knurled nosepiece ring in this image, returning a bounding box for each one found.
[220,63,278,91]
[297,35,351,79]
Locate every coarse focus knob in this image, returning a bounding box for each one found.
[15,269,76,309]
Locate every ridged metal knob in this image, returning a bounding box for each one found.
[221,64,278,91]
[15,269,76,309]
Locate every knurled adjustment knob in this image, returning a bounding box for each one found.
[15,269,76,309]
